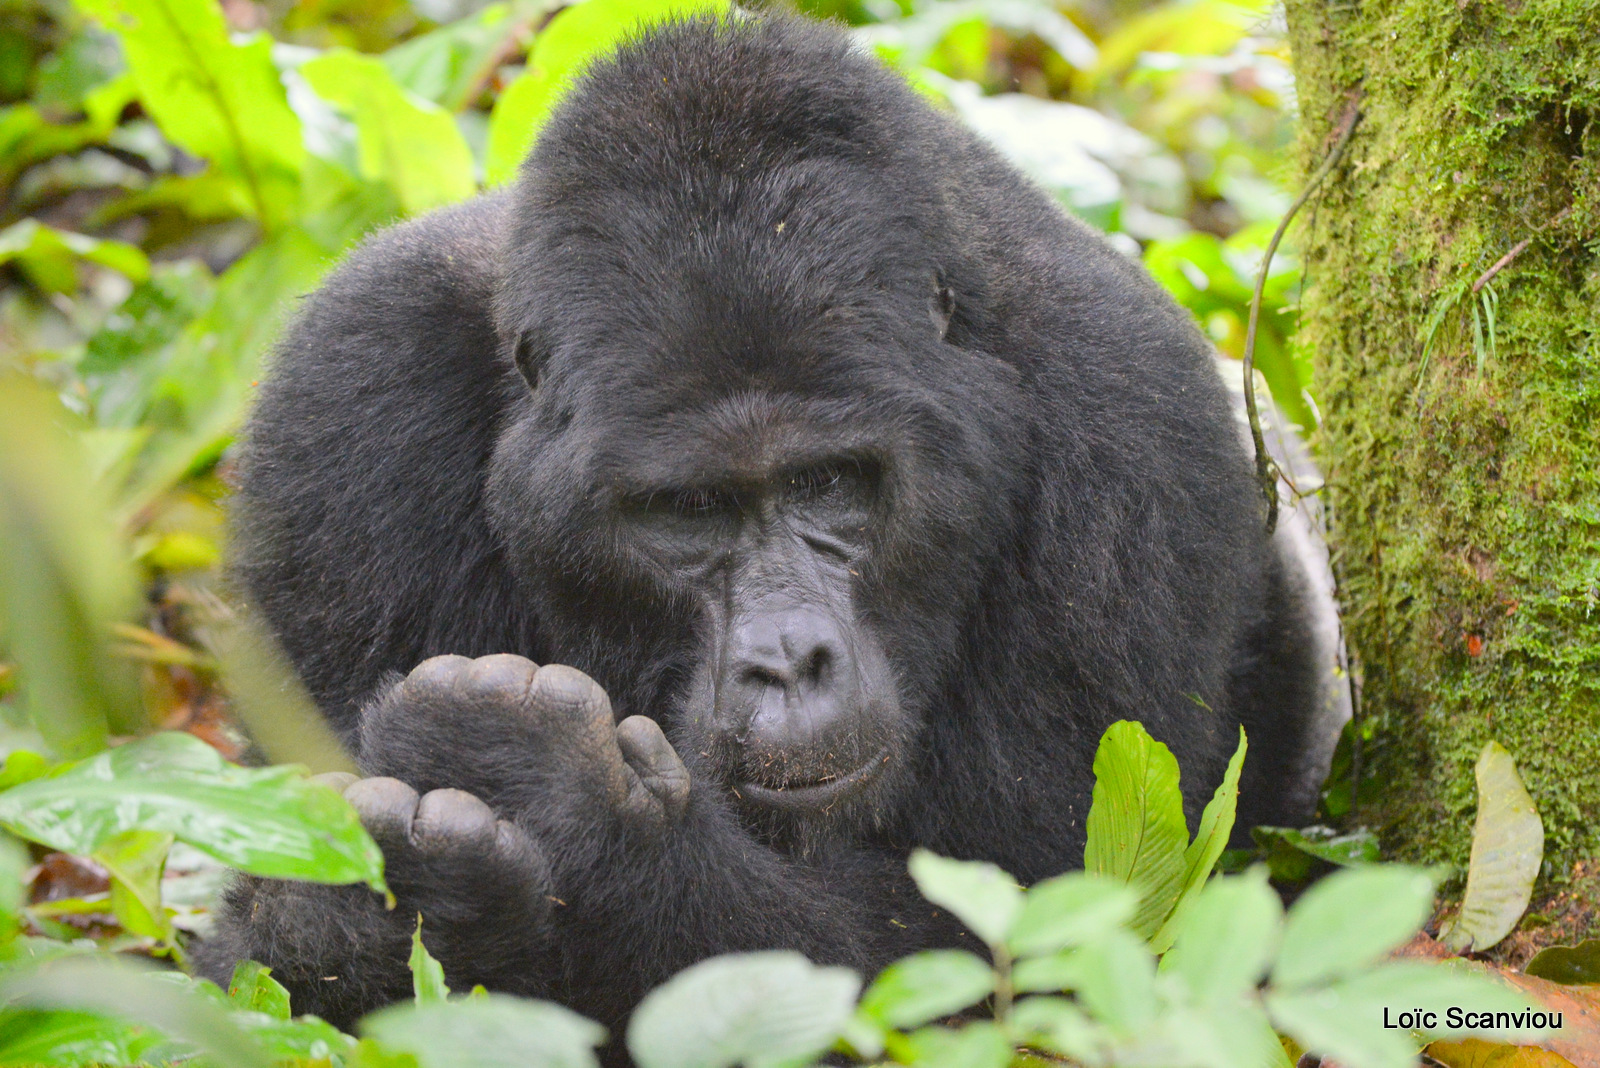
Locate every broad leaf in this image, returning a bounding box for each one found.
[900,1021,1012,1068]
[1272,865,1435,990]
[908,849,1023,947]
[1065,929,1156,1036]
[0,219,149,294]
[0,1009,164,1067]
[1159,866,1281,1005]
[363,994,605,1068]
[1524,938,1600,985]
[627,951,859,1068]
[1082,720,1188,939]
[1151,727,1247,952]
[92,829,174,942]
[301,49,476,215]
[0,958,272,1068]
[226,961,292,1021]
[1008,872,1138,957]
[1440,742,1543,954]
[858,949,993,1030]
[0,731,386,893]
[71,0,303,229]
[1007,996,1104,1061]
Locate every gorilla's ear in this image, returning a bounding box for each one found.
[509,331,547,392]
[928,274,957,341]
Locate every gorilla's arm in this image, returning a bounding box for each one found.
[232,193,536,738]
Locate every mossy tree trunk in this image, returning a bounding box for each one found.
[1283,0,1599,875]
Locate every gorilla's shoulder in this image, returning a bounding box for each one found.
[293,192,510,350]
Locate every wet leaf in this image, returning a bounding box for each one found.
[1441,743,1544,954]
[0,957,272,1068]
[0,731,385,892]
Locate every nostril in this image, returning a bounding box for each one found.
[739,663,789,690]
[801,646,833,688]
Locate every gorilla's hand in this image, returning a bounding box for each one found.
[359,654,691,833]
[318,774,553,928]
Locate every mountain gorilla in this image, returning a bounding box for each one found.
[202,12,1341,1050]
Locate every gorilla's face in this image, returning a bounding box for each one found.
[487,160,1028,847]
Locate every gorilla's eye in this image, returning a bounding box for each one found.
[652,486,738,518]
[787,463,845,500]
[782,459,876,508]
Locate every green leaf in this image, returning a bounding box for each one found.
[908,849,1023,947]
[1159,867,1281,1005]
[1266,961,1549,1068]
[226,961,292,1020]
[91,828,174,942]
[382,2,524,111]
[1082,720,1189,939]
[300,49,476,216]
[0,957,272,1068]
[0,731,386,893]
[1271,865,1436,991]
[899,1021,1012,1068]
[1439,742,1544,954]
[1252,825,1380,883]
[0,750,51,790]
[235,1012,356,1062]
[0,1009,164,1067]
[1007,997,1103,1061]
[627,951,859,1068]
[410,917,450,1004]
[0,377,143,757]
[0,219,149,295]
[1524,938,1600,985]
[0,832,27,947]
[484,0,723,185]
[1151,727,1246,952]
[1064,928,1156,1036]
[71,0,303,229]
[362,995,604,1068]
[1144,1004,1288,1068]
[858,950,993,1030]
[1007,872,1138,958]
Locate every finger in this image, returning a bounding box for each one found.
[616,715,691,824]
[344,776,421,845]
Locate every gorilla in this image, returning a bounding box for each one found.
[202,12,1341,1050]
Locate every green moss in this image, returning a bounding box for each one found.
[1285,0,1600,875]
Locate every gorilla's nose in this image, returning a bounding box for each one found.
[725,608,857,762]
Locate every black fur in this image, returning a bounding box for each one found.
[201,15,1330,1056]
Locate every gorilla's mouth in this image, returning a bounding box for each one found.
[734,746,891,811]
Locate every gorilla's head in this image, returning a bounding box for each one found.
[486,18,1027,845]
